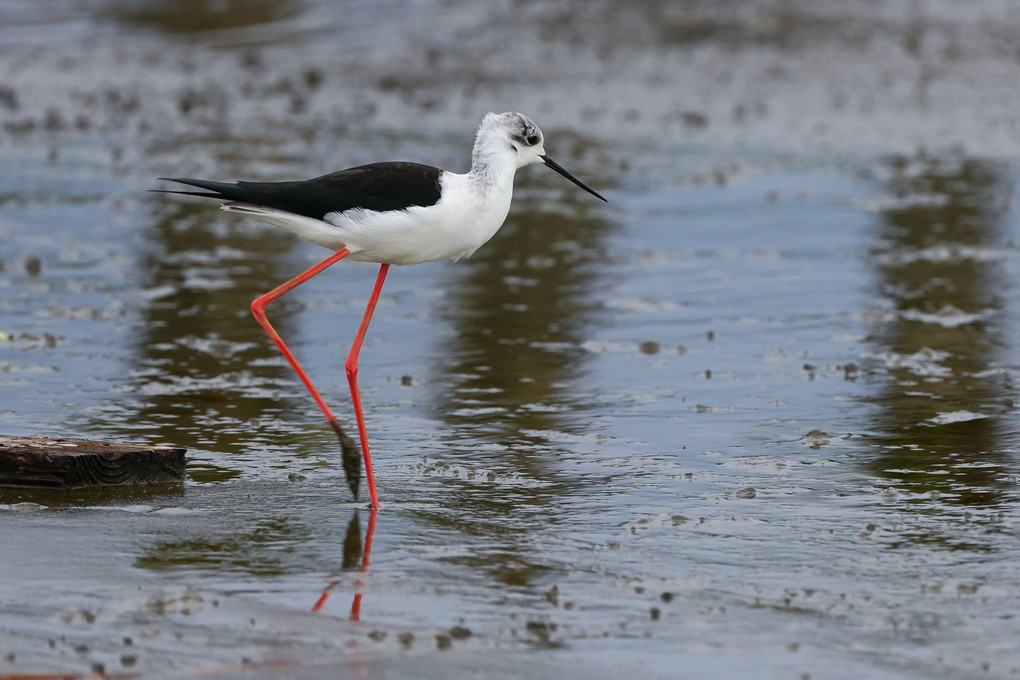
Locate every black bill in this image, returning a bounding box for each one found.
[540,154,608,202]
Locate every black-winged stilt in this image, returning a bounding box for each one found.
[157,112,606,508]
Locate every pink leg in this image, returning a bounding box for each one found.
[345,264,390,509]
[251,248,362,496]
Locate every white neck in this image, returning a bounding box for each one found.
[467,132,519,195]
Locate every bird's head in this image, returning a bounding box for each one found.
[475,112,607,201]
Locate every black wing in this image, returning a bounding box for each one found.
[157,162,443,218]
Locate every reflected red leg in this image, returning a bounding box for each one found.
[345,264,390,509]
[311,584,334,613]
[348,509,378,621]
[251,248,362,496]
[311,509,378,618]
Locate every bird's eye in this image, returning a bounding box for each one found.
[525,133,540,146]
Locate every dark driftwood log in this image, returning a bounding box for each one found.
[0,435,186,489]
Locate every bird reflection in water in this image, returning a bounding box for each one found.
[312,510,377,620]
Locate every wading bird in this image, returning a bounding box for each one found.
[157,112,606,508]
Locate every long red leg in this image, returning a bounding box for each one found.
[346,264,389,509]
[251,248,362,496]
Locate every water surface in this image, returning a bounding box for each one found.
[2,3,1019,679]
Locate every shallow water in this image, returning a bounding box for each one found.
[2,3,1020,679]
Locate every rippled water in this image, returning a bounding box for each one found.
[2,3,1019,679]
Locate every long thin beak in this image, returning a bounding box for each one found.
[540,154,608,202]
